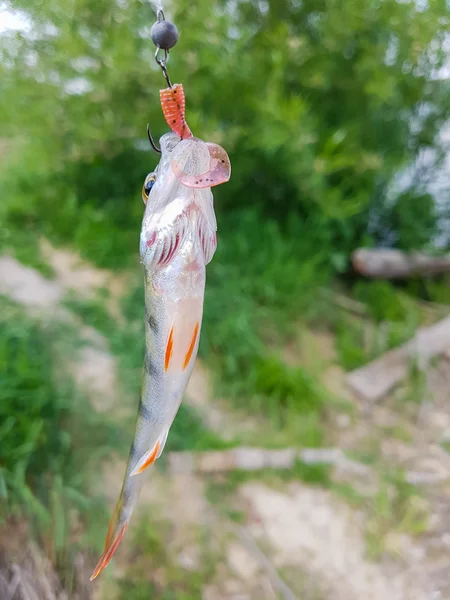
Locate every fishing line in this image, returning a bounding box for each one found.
[150,5,178,87]
[149,0,164,12]
[146,3,180,151]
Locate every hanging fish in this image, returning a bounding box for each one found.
[90,83,230,580]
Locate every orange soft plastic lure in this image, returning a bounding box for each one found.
[159,83,231,189]
[160,83,193,140]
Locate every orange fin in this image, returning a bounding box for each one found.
[156,430,169,459]
[183,323,199,370]
[164,326,174,372]
[131,440,161,476]
[160,84,193,140]
[90,521,128,581]
[104,499,121,550]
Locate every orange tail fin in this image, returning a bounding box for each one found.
[90,500,128,581]
[160,83,192,140]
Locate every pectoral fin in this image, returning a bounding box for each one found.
[156,429,169,459]
[130,429,169,477]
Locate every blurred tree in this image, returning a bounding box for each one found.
[0,0,449,267]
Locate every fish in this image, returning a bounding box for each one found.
[90,83,230,581]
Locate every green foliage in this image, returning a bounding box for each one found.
[334,316,368,370]
[335,281,422,370]
[441,441,450,454]
[1,0,449,277]
[2,300,67,515]
[390,191,438,251]
[365,469,428,560]
[353,281,420,323]
[210,457,333,497]
[250,357,326,442]
[397,362,428,405]
[118,578,204,600]
[0,297,116,577]
[291,460,332,486]
[201,208,330,379]
[331,482,366,508]
[424,278,450,304]
[118,517,215,600]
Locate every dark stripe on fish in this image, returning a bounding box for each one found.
[138,399,152,421]
[144,352,158,376]
[130,441,139,461]
[123,480,131,503]
[146,311,158,334]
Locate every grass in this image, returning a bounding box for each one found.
[0,179,55,278]
[117,515,219,600]
[388,425,413,443]
[291,460,332,486]
[334,276,450,378]
[344,441,381,467]
[333,280,428,371]
[331,482,366,508]
[279,566,327,600]
[365,468,428,560]
[205,461,428,564]
[401,363,429,404]
[205,458,333,518]
[0,296,118,587]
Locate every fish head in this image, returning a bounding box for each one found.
[142,131,231,204]
[140,131,230,269]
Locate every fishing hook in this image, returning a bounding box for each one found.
[150,6,178,89]
[155,47,172,88]
[147,123,161,153]
[153,8,173,87]
[148,6,175,149]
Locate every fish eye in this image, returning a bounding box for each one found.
[142,172,156,204]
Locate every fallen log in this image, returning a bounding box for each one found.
[166,447,450,487]
[352,248,450,279]
[346,316,450,402]
[167,446,370,476]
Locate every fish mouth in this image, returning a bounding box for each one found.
[160,131,182,154]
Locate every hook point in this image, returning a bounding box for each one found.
[147,124,161,153]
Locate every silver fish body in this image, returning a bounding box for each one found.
[91,131,229,580]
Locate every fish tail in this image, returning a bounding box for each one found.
[90,495,128,581]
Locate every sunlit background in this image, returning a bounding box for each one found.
[1,0,450,598]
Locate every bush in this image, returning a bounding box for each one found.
[0,298,115,556]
